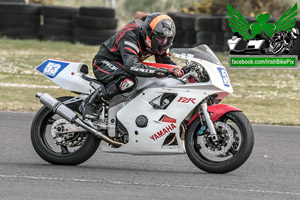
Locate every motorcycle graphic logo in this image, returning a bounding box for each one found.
[227,3,299,55]
[150,123,177,141]
[177,97,196,104]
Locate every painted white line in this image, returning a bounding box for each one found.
[0,83,60,89]
[0,174,299,196]
[0,110,35,114]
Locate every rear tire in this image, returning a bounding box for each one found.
[31,96,100,165]
[185,111,254,173]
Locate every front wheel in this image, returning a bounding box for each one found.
[185,111,254,173]
[31,96,101,165]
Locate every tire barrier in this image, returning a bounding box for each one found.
[79,7,115,18]
[40,5,78,42]
[73,15,117,30]
[0,3,117,46]
[0,3,40,39]
[40,6,78,19]
[0,3,40,14]
[73,7,117,45]
[0,0,25,2]
[168,13,229,51]
[0,25,39,39]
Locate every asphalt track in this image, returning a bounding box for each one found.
[0,111,299,200]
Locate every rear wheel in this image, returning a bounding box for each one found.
[31,97,100,165]
[185,111,254,173]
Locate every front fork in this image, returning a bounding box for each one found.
[200,100,219,142]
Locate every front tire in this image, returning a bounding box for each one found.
[185,111,254,173]
[31,96,100,165]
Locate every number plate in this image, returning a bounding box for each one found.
[35,59,70,78]
[217,67,231,87]
[43,62,61,77]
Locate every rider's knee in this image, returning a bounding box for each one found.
[116,76,137,93]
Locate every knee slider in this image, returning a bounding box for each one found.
[118,77,136,92]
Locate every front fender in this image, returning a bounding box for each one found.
[187,104,241,126]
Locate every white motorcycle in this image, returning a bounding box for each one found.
[31,45,254,174]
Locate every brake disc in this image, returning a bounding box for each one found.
[50,119,86,147]
[198,121,234,156]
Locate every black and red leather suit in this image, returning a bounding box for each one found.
[81,13,183,120]
[92,19,176,99]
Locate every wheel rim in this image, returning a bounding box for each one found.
[39,109,89,157]
[191,115,243,163]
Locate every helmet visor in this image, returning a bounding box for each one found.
[153,33,173,48]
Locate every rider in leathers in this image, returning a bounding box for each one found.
[81,13,184,120]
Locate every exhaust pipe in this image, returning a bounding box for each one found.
[36,92,123,147]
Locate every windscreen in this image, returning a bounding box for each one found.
[171,45,222,66]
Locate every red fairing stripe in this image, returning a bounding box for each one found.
[187,104,241,126]
[141,62,178,69]
[161,115,177,123]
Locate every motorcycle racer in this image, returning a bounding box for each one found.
[267,27,299,54]
[80,12,184,120]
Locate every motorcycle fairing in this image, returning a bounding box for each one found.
[35,46,235,155]
[35,59,97,94]
[187,104,242,126]
[101,85,227,155]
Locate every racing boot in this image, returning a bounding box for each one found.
[101,81,120,100]
[80,87,105,121]
[80,83,119,121]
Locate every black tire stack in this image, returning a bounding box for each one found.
[168,13,184,48]
[0,3,40,39]
[73,7,117,45]
[0,0,25,2]
[197,15,225,52]
[168,13,228,52]
[40,5,78,42]
[222,16,232,53]
[181,14,198,48]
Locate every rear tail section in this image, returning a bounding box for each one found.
[35,59,98,94]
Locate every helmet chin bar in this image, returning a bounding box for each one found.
[150,33,173,55]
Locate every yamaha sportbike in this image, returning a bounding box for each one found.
[31,45,254,173]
